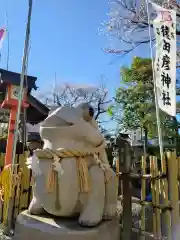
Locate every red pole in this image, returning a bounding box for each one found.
[5,107,17,165]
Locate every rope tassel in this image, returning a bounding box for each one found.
[46,164,56,193]
[76,157,90,193]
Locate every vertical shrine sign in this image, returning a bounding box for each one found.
[152,2,176,116]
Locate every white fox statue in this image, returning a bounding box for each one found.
[26,103,118,227]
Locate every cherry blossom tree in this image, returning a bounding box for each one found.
[102,0,180,65]
[102,0,180,113]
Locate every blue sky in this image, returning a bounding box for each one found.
[0,0,149,100]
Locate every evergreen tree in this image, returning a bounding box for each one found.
[109,57,180,148]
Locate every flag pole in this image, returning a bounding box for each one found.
[11,0,33,169]
[53,72,57,104]
[5,11,10,70]
[5,0,33,231]
[145,0,164,162]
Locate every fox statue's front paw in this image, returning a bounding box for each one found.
[28,196,45,215]
[78,207,102,227]
[103,204,117,220]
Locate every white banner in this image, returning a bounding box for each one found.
[152,2,176,116]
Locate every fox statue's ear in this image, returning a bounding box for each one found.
[76,103,94,122]
[82,107,94,122]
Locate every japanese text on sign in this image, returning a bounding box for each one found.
[153,5,176,116]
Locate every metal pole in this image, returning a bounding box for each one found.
[5,11,10,70]
[145,0,164,162]
[5,0,33,231]
[11,0,33,169]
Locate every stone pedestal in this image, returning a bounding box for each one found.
[13,211,120,240]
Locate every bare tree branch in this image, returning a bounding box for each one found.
[101,0,180,57]
[39,83,111,121]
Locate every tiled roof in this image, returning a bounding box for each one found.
[0,68,37,91]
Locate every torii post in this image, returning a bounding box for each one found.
[1,84,28,165]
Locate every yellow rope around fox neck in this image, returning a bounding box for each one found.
[35,148,111,195]
[76,156,90,193]
[43,151,90,210]
[35,147,112,211]
[45,150,90,194]
[47,162,56,193]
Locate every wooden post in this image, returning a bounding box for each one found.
[122,173,132,240]
[117,136,133,240]
[167,151,179,240]
[140,155,146,240]
[1,84,29,166]
[153,156,161,238]
[161,154,171,239]
[150,156,157,237]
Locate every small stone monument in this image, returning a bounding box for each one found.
[13,103,120,240]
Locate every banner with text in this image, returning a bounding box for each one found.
[152,3,176,116]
